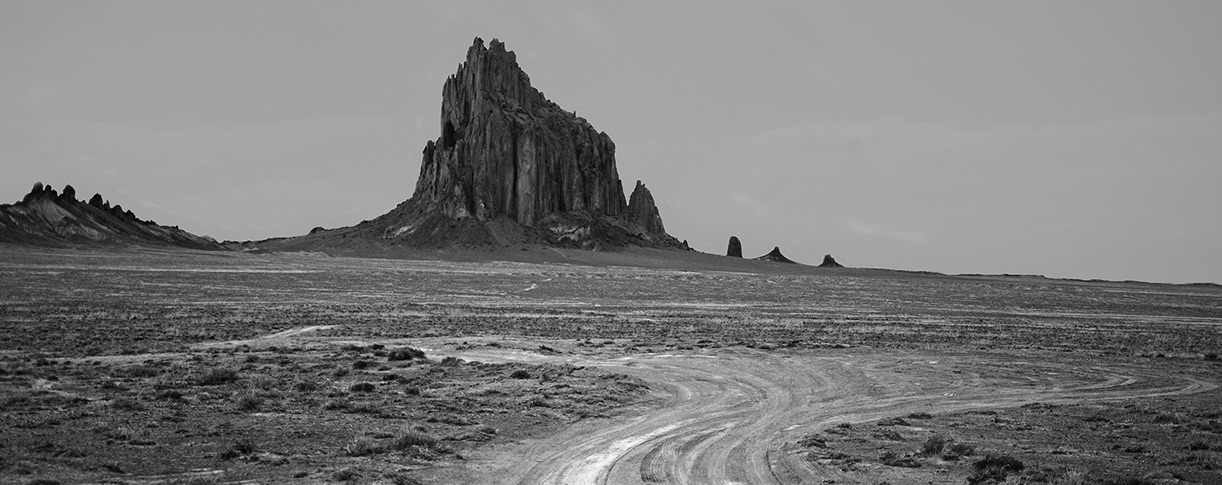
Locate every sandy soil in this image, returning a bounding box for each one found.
[2,245,1220,484]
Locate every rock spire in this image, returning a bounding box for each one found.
[413,37,627,226]
[726,236,743,257]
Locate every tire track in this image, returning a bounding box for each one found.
[459,348,1214,485]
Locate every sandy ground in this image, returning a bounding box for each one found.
[398,340,1216,484]
[2,245,1220,484]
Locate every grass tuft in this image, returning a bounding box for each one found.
[197,368,239,386]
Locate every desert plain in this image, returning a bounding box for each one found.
[1,245,1221,485]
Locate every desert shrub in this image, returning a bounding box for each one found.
[110,397,144,411]
[343,437,381,457]
[509,370,531,379]
[387,347,426,361]
[332,468,359,481]
[220,439,255,460]
[1206,353,1218,361]
[349,382,376,393]
[968,454,1025,484]
[383,472,423,485]
[906,411,933,420]
[879,450,921,468]
[352,360,372,370]
[390,429,447,455]
[877,416,910,426]
[349,401,386,415]
[323,399,350,411]
[155,390,183,400]
[235,394,263,411]
[920,435,948,456]
[1100,478,1155,485]
[248,375,277,390]
[124,365,160,378]
[405,386,423,396]
[942,441,975,459]
[293,379,320,393]
[197,368,239,386]
[796,434,827,448]
[439,356,462,366]
[1187,440,1213,451]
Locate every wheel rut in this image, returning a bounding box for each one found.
[460,348,1215,485]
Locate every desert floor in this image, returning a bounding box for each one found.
[1,246,1220,484]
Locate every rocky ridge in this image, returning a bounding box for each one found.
[0,182,224,250]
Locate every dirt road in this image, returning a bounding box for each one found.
[442,345,1215,485]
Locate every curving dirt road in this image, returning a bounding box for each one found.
[447,346,1216,485]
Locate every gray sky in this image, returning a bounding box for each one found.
[3,1,1220,283]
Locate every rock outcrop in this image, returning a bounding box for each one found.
[755,246,797,264]
[414,38,626,226]
[0,182,224,250]
[266,37,682,252]
[818,254,843,268]
[626,181,666,236]
[726,236,743,258]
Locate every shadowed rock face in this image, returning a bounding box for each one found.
[0,182,223,250]
[727,236,743,258]
[414,37,626,226]
[755,246,797,264]
[626,181,666,236]
[819,254,844,268]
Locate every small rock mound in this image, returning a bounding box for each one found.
[726,236,743,258]
[755,246,796,264]
[818,254,843,268]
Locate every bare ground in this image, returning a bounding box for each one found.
[1,245,1220,484]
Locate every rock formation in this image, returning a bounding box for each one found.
[818,254,843,268]
[755,246,797,264]
[626,181,666,235]
[726,236,743,258]
[0,182,223,250]
[265,37,683,252]
[414,37,627,226]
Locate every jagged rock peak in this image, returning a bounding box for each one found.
[1,181,223,250]
[627,181,666,235]
[727,236,743,258]
[413,37,627,227]
[819,254,844,268]
[755,246,797,264]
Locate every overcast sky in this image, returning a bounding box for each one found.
[3,2,1220,283]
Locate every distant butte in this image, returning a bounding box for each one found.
[263,37,684,252]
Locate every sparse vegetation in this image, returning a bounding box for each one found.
[387,347,426,361]
[197,368,239,385]
[2,247,1219,484]
[920,434,948,456]
[969,454,1025,484]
